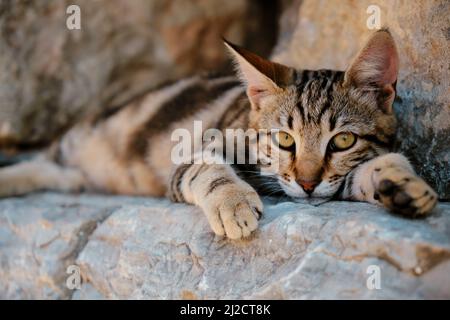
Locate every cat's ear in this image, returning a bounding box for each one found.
[344,29,399,113]
[224,39,295,109]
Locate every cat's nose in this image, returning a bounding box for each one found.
[297,179,319,194]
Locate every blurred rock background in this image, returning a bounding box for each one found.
[0,0,279,148]
[0,0,448,198]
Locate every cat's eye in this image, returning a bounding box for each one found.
[273,131,295,150]
[330,132,356,151]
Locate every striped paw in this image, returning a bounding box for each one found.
[201,183,263,239]
[373,166,437,217]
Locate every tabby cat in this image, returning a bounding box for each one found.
[0,29,437,239]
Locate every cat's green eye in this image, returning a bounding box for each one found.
[273,131,295,150]
[330,132,356,151]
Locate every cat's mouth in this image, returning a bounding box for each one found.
[278,178,336,202]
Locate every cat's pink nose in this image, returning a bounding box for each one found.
[297,180,319,194]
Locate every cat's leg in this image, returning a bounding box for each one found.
[342,153,438,216]
[168,163,263,239]
[0,156,86,197]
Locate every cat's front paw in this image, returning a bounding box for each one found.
[373,166,438,217]
[201,184,263,239]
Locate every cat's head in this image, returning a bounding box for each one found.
[225,29,399,199]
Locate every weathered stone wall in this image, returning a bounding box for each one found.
[272,0,450,199]
[0,0,278,148]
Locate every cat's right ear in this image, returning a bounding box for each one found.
[223,39,295,110]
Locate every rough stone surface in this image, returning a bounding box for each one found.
[0,0,277,147]
[272,0,450,199]
[1,193,449,299]
[0,194,121,299]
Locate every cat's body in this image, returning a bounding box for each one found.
[0,30,437,239]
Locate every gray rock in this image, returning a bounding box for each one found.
[78,196,450,299]
[72,283,105,300]
[0,193,449,299]
[0,193,120,299]
[272,0,450,199]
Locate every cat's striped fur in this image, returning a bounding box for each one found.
[0,30,437,239]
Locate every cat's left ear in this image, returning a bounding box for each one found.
[344,29,399,114]
[224,39,295,110]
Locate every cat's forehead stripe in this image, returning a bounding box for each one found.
[293,69,344,127]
